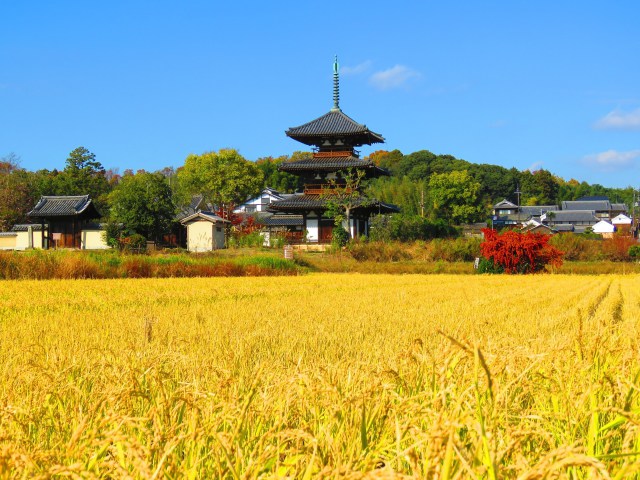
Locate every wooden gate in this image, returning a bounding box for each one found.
[319,219,334,243]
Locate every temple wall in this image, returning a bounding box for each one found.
[81,230,110,250]
[15,230,46,250]
[0,235,16,249]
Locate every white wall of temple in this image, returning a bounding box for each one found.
[306,218,319,242]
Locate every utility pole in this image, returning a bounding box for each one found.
[420,188,425,218]
[515,184,522,223]
[515,184,522,209]
[633,187,639,238]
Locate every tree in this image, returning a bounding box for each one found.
[0,154,34,231]
[480,228,564,274]
[176,149,263,218]
[108,172,175,242]
[428,170,485,224]
[55,147,111,212]
[322,168,370,243]
[255,154,303,193]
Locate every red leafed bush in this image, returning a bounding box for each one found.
[480,228,564,274]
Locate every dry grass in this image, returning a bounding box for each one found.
[1,274,640,478]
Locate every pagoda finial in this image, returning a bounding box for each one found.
[331,55,340,111]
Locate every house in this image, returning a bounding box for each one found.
[611,213,632,235]
[592,220,616,238]
[234,188,295,214]
[541,210,600,233]
[492,199,559,228]
[561,198,627,220]
[180,211,229,252]
[520,219,556,235]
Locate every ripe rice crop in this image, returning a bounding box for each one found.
[1,274,639,478]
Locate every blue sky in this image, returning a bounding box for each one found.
[1,1,639,188]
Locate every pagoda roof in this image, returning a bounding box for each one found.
[286,109,384,147]
[278,155,389,177]
[267,194,399,214]
[27,195,100,218]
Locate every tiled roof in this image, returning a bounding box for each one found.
[547,210,599,222]
[286,110,384,146]
[576,196,609,201]
[268,194,399,213]
[268,194,325,210]
[11,224,46,232]
[611,203,628,212]
[278,156,389,176]
[561,200,611,211]
[0,232,17,237]
[554,224,575,232]
[260,215,304,227]
[493,199,518,209]
[519,205,559,216]
[180,211,230,225]
[27,195,100,218]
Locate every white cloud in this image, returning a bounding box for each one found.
[594,108,640,130]
[340,60,372,76]
[582,149,640,171]
[369,65,420,90]
[528,161,544,171]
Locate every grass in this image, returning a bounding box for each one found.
[1,274,640,477]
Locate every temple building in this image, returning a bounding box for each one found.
[268,57,398,243]
[27,195,102,249]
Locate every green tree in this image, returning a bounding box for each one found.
[322,168,369,241]
[428,170,485,224]
[108,172,175,242]
[55,147,111,212]
[176,149,263,217]
[255,154,303,193]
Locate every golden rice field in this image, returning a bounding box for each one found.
[1,273,639,479]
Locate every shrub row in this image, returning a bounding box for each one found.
[0,250,298,280]
[549,234,638,262]
[346,234,639,264]
[347,237,483,262]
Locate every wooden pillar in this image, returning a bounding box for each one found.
[302,212,307,243]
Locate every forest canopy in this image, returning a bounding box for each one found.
[1,147,635,235]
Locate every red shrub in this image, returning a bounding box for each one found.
[480,228,564,274]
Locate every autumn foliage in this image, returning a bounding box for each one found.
[480,228,564,274]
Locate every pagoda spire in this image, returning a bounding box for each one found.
[331,55,340,112]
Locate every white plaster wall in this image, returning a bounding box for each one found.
[82,230,111,250]
[15,230,46,250]
[306,218,319,242]
[0,235,16,249]
[187,221,214,252]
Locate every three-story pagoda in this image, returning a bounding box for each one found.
[268,57,398,243]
